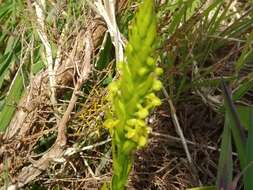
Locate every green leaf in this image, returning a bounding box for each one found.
[95,34,113,70]
[167,2,185,35]
[236,106,253,130]
[244,107,253,190]
[101,183,109,190]
[232,78,253,102]
[4,36,19,54]
[31,60,45,75]
[221,13,253,38]
[222,80,247,168]
[102,75,113,86]
[235,31,253,73]
[192,76,234,89]
[203,0,222,18]
[209,0,232,34]
[206,1,223,34]
[0,52,14,89]
[217,114,233,190]
[0,1,12,19]
[0,69,24,132]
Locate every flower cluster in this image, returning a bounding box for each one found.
[104,0,162,189]
[105,0,162,150]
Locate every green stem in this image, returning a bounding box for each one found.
[111,150,133,190]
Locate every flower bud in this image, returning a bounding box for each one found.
[152,80,162,91]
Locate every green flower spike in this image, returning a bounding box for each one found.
[103,1,162,189]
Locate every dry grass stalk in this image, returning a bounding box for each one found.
[90,0,125,63]
[162,86,201,185]
[34,0,57,107]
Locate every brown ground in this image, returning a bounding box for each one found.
[130,97,222,190]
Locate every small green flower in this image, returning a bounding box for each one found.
[138,136,147,147]
[146,93,162,107]
[125,119,148,147]
[125,127,136,139]
[138,67,148,76]
[136,105,149,119]
[122,140,136,154]
[152,79,162,91]
[104,119,118,131]
[155,68,163,76]
[147,57,155,66]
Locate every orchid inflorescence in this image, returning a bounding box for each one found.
[104,0,162,189]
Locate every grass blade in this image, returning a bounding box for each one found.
[0,69,24,132]
[217,114,233,190]
[221,80,247,168]
[244,107,253,190]
[232,78,253,102]
[235,31,253,73]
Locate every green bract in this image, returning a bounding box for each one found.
[104,0,162,190]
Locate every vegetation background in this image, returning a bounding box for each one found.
[0,0,253,189]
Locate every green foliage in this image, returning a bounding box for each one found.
[235,31,253,73]
[223,82,247,169]
[221,81,253,190]
[34,133,57,154]
[104,0,162,189]
[158,0,253,104]
[217,111,233,190]
[0,0,47,131]
[245,108,253,190]
[0,0,27,131]
[0,69,24,132]
[95,34,113,71]
[190,81,253,190]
